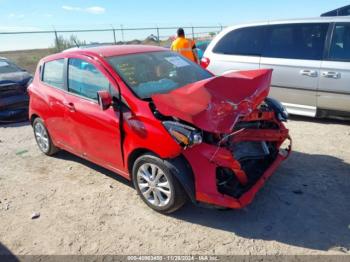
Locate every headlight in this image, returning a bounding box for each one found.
[265,97,288,122]
[163,121,202,147]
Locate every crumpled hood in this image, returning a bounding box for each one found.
[152,69,272,134]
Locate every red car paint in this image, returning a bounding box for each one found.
[152,69,272,134]
[28,45,291,209]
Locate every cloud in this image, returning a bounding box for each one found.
[8,13,25,18]
[85,6,105,14]
[62,5,81,11]
[62,5,105,14]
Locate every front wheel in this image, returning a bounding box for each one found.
[132,154,187,214]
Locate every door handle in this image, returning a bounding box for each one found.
[300,69,318,77]
[64,102,76,112]
[321,71,341,79]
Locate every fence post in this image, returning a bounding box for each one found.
[120,24,125,44]
[112,29,117,44]
[54,30,60,51]
[156,27,160,46]
[191,26,195,41]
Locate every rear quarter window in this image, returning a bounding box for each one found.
[42,59,65,89]
[213,26,267,56]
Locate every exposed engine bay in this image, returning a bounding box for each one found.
[151,96,290,201]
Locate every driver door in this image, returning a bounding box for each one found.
[63,56,125,174]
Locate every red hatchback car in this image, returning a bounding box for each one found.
[28,45,291,213]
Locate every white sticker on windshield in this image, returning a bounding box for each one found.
[0,61,9,67]
[165,56,190,68]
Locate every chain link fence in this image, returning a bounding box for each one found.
[0,25,224,73]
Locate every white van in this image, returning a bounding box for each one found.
[203,17,350,118]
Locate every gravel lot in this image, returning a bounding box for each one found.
[0,117,349,255]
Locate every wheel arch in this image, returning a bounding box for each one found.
[127,148,196,203]
[30,113,39,126]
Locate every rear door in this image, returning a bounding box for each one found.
[64,56,124,173]
[40,59,71,147]
[207,26,267,75]
[260,23,329,117]
[318,23,350,114]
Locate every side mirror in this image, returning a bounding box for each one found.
[97,90,112,110]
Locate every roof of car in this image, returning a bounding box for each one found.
[223,16,350,31]
[64,44,168,57]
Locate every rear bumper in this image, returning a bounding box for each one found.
[183,119,291,209]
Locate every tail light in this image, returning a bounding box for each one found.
[200,57,210,69]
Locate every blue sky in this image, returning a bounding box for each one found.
[0,0,349,50]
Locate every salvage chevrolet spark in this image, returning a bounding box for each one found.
[28,45,291,213]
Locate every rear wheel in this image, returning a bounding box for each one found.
[132,154,187,213]
[33,118,59,156]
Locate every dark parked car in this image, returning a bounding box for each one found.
[0,57,32,123]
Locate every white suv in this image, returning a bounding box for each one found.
[203,17,350,118]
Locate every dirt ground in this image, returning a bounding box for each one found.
[0,116,349,255]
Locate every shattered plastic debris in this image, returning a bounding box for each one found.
[31,212,40,219]
[16,150,28,156]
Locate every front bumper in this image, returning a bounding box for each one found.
[0,94,29,123]
[182,111,291,209]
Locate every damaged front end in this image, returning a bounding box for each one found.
[151,69,291,208]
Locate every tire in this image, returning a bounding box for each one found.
[33,118,59,156]
[132,153,187,214]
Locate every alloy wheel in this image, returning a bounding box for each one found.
[34,122,49,152]
[136,163,172,207]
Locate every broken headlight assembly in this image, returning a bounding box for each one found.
[163,121,202,147]
[264,97,289,122]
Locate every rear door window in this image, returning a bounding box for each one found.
[42,59,65,89]
[328,23,350,61]
[263,23,329,60]
[213,26,267,56]
[68,58,110,100]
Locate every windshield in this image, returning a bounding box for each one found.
[108,51,212,99]
[0,59,22,74]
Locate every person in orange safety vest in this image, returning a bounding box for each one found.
[170,28,199,64]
